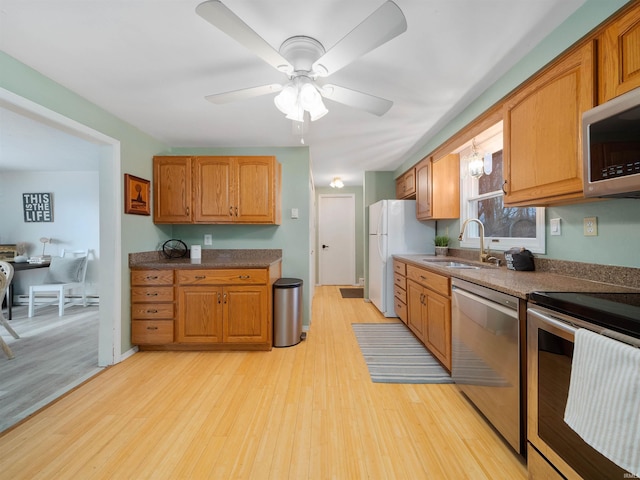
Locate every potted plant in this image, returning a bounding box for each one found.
[434,235,450,257]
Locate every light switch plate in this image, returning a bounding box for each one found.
[291,208,299,219]
[584,216,598,236]
[550,218,561,236]
[204,234,213,245]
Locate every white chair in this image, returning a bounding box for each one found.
[28,249,89,318]
[0,261,20,359]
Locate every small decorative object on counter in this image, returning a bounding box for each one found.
[505,247,535,271]
[434,235,450,257]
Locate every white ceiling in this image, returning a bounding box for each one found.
[0,0,586,185]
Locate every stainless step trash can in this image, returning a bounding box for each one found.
[273,278,304,347]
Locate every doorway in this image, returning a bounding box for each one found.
[318,194,355,285]
[0,87,121,366]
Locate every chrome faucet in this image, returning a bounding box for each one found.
[459,218,490,262]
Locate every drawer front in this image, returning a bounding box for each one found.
[131,303,174,319]
[393,260,406,276]
[131,286,174,303]
[406,265,450,297]
[132,320,174,345]
[176,269,268,285]
[131,269,173,286]
[394,284,407,304]
[393,272,406,290]
[394,298,407,324]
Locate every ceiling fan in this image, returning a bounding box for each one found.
[195,0,407,121]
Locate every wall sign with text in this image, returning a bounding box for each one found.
[23,192,53,222]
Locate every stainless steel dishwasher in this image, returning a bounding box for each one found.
[451,278,522,454]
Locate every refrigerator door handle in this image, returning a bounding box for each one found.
[376,207,385,261]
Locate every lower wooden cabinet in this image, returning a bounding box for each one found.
[131,263,279,351]
[131,269,175,345]
[406,264,452,371]
[392,259,408,324]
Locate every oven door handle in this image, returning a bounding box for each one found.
[528,307,579,335]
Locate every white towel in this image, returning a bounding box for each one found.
[564,328,640,477]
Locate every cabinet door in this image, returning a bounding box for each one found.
[176,286,223,343]
[424,290,451,371]
[431,153,460,219]
[235,156,278,223]
[503,43,595,206]
[598,2,640,103]
[407,280,425,342]
[153,156,192,223]
[194,156,234,223]
[415,159,432,220]
[223,285,269,344]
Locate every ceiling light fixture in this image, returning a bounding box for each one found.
[330,177,344,188]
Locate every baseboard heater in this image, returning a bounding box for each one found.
[13,294,100,306]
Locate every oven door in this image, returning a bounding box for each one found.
[527,306,629,479]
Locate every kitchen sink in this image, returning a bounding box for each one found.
[421,259,483,269]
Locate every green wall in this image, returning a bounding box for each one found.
[315,186,364,285]
[395,0,640,269]
[170,146,313,325]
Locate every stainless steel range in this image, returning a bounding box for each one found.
[527,291,640,479]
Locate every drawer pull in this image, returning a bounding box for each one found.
[229,206,233,216]
[420,275,427,280]
[238,275,250,279]
[146,292,159,297]
[217,292,221,304]
[146,275,158,280]
[146,326,158,331]
[195,275,206,279]
[235,207,238,216]
[223,293,227,304]
[146,309,158,314]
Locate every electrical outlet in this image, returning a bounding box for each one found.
[584,217,598,236]
[204,234,213,245]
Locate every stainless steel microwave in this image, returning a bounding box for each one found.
[582,86,640,198]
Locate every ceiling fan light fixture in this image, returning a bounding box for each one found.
[274,83,297,115]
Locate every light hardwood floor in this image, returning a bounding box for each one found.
[0,286,527,479]
[0,304,101,431]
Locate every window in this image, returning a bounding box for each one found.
[459,122,546,254]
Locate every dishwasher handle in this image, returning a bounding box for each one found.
[452,286,519,319]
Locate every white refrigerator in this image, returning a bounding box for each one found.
[368,199,435,317]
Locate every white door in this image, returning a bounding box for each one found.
[318,194,355,285]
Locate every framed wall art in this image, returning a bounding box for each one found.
[23,192,53,222]
[124,174,151,216]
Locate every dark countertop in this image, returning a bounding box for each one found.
[393,254,640,299]
[129,249,282,270]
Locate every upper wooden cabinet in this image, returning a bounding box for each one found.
[153,155,282,224]
[502,42,595,206]
[598,1,640,103]
[415,154,460,220]
[395,168,416,199]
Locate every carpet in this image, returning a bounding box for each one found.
[351,323,454,384]
[340,288,364,298]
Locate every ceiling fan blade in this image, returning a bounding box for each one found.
[196,0,293,73]
[319,84,393,116]
[205,84,283,104]
[312,1,407,77]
